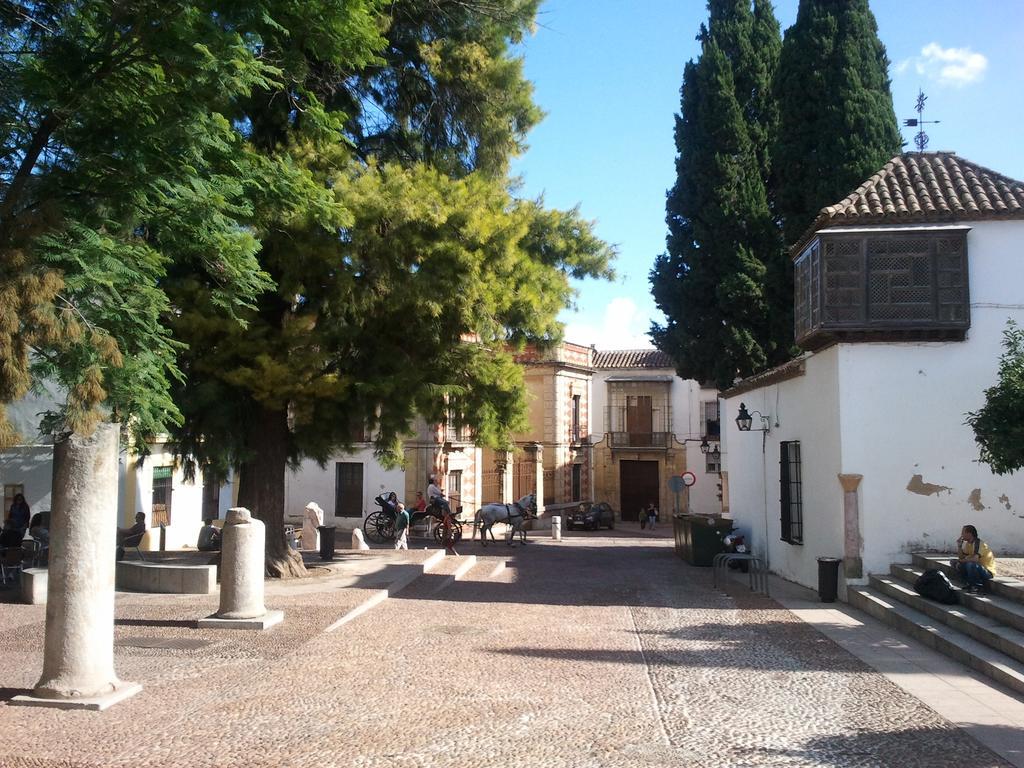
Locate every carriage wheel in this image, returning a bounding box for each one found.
[363,512,394,544]
[433,521,463,545]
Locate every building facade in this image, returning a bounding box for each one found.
[722,153,1024,595]
[590,349,722,521]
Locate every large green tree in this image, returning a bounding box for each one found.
[167,0,613,576]
[0,1,318,449]
[774,0,903,247]
[651,2,783,388]
[967,321,1024,476]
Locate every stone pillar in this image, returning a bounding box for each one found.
[495,449,514,503]
[199,507,283,630]
[524,442,545,517]
[838,474,864,579]
[15,424,141,710]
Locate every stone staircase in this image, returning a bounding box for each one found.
[849,553,1024,697]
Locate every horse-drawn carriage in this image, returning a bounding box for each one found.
[362,492,538,546]
[362,493,464,545]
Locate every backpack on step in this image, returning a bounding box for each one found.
[914,568,958,605]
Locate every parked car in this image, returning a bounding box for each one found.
[567,502,615,531]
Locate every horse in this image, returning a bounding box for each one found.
[472,493,537,546]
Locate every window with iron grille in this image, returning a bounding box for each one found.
[151,467,173,527]
[571,463,582,501]
[779,441,803,544]
[571,394,581,444]
[701,400,720,438]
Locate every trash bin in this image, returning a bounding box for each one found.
[817,557,842,602]
[317,525,337,561]
[675,515,732,566]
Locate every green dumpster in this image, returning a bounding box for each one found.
[673,514,732,566]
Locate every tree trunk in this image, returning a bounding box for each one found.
[236,406,306,578]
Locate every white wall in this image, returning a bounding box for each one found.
[839,221,1024,574]
[0,445,54,515]
[723,346,845,591]
[285,449,406,530]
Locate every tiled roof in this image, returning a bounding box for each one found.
[793,152,1024,254]
[592,349,674,369]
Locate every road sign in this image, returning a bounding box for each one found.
[668,475,687,493]
[681,471,697,487]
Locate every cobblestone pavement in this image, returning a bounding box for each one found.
[0,536,1013,768]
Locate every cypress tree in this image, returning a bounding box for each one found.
[651,39,774,388]
[651,2,785,387]
[774,0,903,247]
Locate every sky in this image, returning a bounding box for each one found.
[510,1,1024,350]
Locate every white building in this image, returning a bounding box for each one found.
[722,153,1024,596]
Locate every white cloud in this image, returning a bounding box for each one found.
[563,297,655,351]
[897,43,988,88]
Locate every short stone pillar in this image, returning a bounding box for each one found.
[523,442,545,518]
[838,474,864,579]
[551,516,562,542]
[351,528,370,551]
[13,424,142,711]
[198,507,283,630]
[302,502,324,552]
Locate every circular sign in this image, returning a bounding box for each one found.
[681,471,697,487]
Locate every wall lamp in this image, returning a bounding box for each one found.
[680,437,712,454]
[736,402,770,451]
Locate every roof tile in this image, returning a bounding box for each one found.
[592,349,673,370]
[794,152,1024,253]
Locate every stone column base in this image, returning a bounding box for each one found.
[197,609,284,631]
[11,681,142,711]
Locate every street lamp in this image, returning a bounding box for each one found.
[680,437,712,453]
[735,402,770,452]
[735,403,769,434]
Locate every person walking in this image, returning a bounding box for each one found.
[394,503,410,550]
[646,502,658,532]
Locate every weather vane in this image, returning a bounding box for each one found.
[903,89,940,152]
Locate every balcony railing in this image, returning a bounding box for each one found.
[609,431,670,449]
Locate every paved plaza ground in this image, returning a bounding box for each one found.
[2,530,1022,767]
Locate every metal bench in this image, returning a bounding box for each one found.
[712,552,770,597]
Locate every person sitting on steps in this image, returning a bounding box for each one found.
[953,524,997,594]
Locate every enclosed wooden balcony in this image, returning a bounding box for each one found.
[794,229,970,350]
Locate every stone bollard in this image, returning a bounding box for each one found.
[198,507,283,630]
[551,515,562,542]
[13,424,142,710]
[302,502,323,552]
[351,528,370,551]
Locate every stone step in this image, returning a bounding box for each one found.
[848,585,1024,698]
[889,564,1024,635]
[869,573,1024,666]
[911,553,1024,606]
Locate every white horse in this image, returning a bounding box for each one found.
[472,493,537,546]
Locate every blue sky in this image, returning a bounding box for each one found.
[510,1,1024,350]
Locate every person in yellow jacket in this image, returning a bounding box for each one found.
[955,524,997,593]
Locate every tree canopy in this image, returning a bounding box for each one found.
[967,321,1024,476]
[774,0,903,246]
[651,1,784,388]
[0,1,385,449]
[160,0,613,575]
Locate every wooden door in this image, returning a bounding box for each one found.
[619,460,659,521]
[335,462,364,518]
[626,395,653,447]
